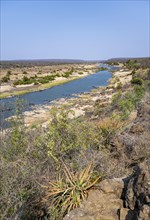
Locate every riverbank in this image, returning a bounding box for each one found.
[0,63,101,99]
[21,68,133,127]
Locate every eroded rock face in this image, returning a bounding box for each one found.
[64,165,150,220]
[122,163,150,220]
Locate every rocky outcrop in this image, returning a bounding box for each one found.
[64,164,150,220]
[122,163,150,220]
[64,179,123,220]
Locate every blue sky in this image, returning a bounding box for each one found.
[1,0,149,60]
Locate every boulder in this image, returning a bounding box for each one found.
[64,164,150,220]
[64,179,124,220]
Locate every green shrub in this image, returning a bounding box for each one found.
[131,70,136,76]
[38,78,49,84]
[133,85,145,103]
[38,75,55,84]
[55,73,61,77]
[111,83,145,119]
[111,91,122,105]
[13,76,37,85]
[62,70,73,78]
[125,59,139,69]
[116,82,122,90]
[45,108,100,161]
[34,81,39,85]
[131,77,143,85]
[13,80,22,85]
[118,98,134,118]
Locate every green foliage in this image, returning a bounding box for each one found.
[78,72,84,75]
[38,78,49,84]
[131,77,143,85]
[34,81,39,85]
[118,98,134,119]
[111,84,145,119]
[5,99,26,161]
[13,74,56,85]
[116,82,122,90]
[111,91,122,105]
[62,70,73,78]
[125,59,139,69]
[45,108,100,161]
[55,73,61,77]
[133,85,145,103]
[13,76,36,85]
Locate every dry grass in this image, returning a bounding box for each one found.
[96,117,125,146]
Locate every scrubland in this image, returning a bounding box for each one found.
[0,58,149,219]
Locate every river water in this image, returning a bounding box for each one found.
[0,66,114,128]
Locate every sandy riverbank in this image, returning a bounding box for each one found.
[18,68,132,127]
[0,63,100,98]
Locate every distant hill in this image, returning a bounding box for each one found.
[106,57,150,68]
[0,59,90,68]
[1,57,149,69]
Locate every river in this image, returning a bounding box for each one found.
[0,66,115,128]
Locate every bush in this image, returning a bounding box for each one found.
[131,70,136,76]
[1,76,10,83]
[13,76,37,85]
[7,70,12,76]
[111,84,145,119]
[38,78,49,84]
[62,70,73,78]
[38,75,55,84]
[34,81,39,85]
[55,73,61,77]
[131,77,143,85]
[111,91,122,105]
[45,108,101,161]
[97,118,124,146]
[116,82,122,90]
[133,85,145,104]
[23,71,28,75]
[125,59,139,69]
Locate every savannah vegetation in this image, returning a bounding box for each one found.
[0,59,149,219]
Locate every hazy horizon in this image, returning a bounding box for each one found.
[1,56,149,62]
[1,0,149,60]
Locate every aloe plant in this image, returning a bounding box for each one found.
[42,162,101,214]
